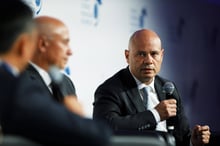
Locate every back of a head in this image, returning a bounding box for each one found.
[0,0,34,54]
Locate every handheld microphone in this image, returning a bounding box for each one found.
[162,82,175,134]
[48,65,63,85]
[162,82,174,97]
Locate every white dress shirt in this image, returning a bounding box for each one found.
[129,70,167,132]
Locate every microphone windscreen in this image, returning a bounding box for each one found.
[48,65,63,84]
[162,82,175,95]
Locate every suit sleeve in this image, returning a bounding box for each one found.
[171,83,191,145]
[93,84,157,131]
[5,74,112,146]
[62,74,77,96]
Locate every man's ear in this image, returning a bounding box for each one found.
[14,33,29,58]
[38,35,49,52]
[125,49,129,63]
[161,48,164,60]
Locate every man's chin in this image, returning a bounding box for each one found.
[143,72,154,78]
[140,75,153,82]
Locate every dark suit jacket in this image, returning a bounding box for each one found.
[25,64,76,102]
[93,67,191,146]
[0,64,112,146]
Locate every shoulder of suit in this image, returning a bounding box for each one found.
[62,72,70,78]
[155,75,173,84]
[62,73,74,82]
[97,67,134,91]
[25,63,38,74]
[100,68,127,83]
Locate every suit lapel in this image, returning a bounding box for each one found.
[122,69,167,112]
[26,64,42,81]
[126,88,146,112]
[122,67,146,112]
[154,76,166,101]
[26,64,52,95]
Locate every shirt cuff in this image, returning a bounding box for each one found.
[190,139,193,146]
[150,108,161,123]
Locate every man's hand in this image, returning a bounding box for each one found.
[155,99,177,121]
[191,125,211,146]
[63,95,85,117]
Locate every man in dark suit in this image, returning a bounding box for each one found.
[24,16,81,113]
[0,0,111,145]
[93,29,210,146]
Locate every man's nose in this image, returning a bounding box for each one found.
[143,54,153,64]
[67,48,73,56]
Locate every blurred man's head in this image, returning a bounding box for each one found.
[32,16,72,71]
[0,0,37,72]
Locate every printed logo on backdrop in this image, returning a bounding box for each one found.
[80,0,102,27]
[129,7,147,33]
[64,66,71,75]
[167,17,186,43]
[203,26,219,51]
[23,0,42,16]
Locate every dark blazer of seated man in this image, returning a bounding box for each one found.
[23,15,77,105]
[1,67,111,146]
[25,63,76,102]
[0,1,111,145]
[93,29,210,146]
[93,66,190,145]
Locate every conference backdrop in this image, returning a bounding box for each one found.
[26,0,220,132]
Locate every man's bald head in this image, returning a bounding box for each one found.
[34,16,67,38]
[32,16,72,71]
[128,29,162,51]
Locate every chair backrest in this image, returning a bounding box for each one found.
[109,130,175,146]
[0,135,41,146]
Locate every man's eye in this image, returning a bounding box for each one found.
[151,52,159,56]
[138,52,146,57]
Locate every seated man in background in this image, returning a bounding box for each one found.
[93,28,210,146]
[0,0,111,145]
[25,15,80,113]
